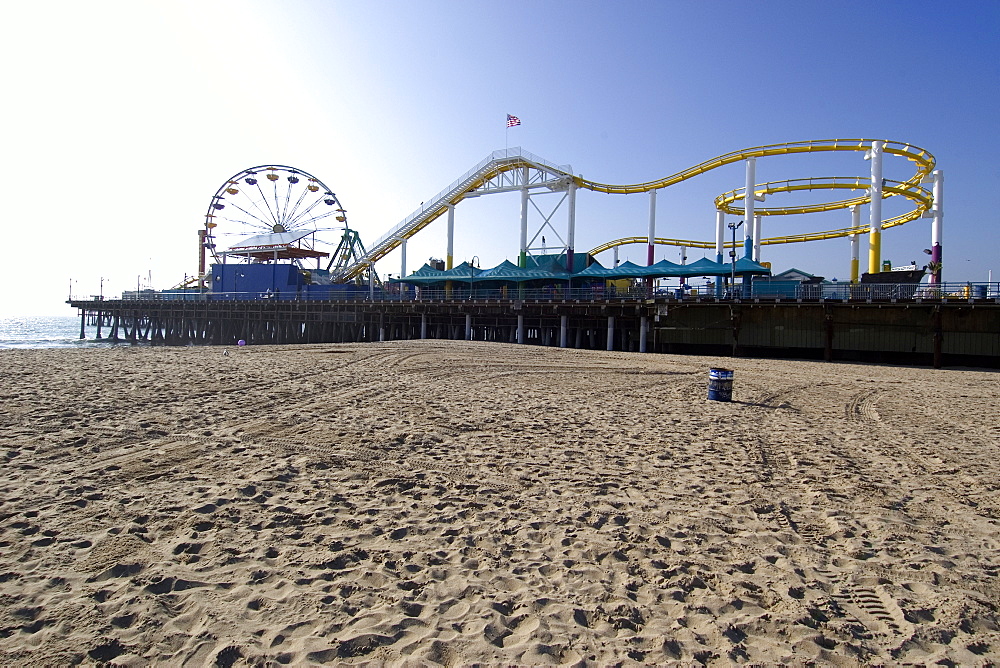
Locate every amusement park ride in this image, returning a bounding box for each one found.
[195,165,371,289]
[188,139,943,297]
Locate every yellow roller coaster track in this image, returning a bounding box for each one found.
[582,138,935,255]
[579,139,934,193]
[343,139,933,279]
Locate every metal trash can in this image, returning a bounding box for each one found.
[707,368,734,402]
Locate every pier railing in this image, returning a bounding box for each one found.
[71,282,1000,304]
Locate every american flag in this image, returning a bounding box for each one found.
[506,114,521,128]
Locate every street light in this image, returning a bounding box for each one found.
[470,256,479,299]
[728,220,744,297]
[679,246,688,290]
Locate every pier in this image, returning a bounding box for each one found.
[69,293,1000,369]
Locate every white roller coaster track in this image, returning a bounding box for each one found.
[339,149,573,280]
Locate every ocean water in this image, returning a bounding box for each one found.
[0,315,117,349]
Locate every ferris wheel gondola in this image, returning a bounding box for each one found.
[203,165,347,265]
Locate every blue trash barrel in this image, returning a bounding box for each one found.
[707,368,734,402]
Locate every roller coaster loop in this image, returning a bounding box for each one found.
[582,139,934,254]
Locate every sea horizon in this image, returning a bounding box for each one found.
[0,314,120,350]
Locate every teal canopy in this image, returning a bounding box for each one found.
[435,261,483,283]
[573,261,616,278]
[733,257,772,274]
[683,257,726,275]
[531,257,571,277]
[476,260,521,279]
[604,261,649,278]
[390,261,481,284]
[394,259,569,284]
[477,260,563,282]
[647,259,685,275]
[391,263,445,284]
[573,259,717,279]
[391,255,770,284]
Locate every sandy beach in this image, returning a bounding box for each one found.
[0,340,998,665]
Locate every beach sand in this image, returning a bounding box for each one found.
[0,340,998,665]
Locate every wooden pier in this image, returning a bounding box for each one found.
[68,296,1000,368]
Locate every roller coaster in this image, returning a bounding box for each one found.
[202,139,941,288]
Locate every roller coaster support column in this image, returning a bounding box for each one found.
[519,165,530,268]
[744,158,756,258]
[850,205,861,283]
[715,211,725,297]
[647,190,657,265]
[752,214,762,262]
[867,140,884,275]
[567,180,577,273]
[646,190,657,293]
[445,204,455,297]
[930,170,944,283]
[400,238,407,296]
[446,205,455,270]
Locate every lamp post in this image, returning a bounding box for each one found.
[470,256,479,299]
[728,220,744,297]
[679,246,688,290]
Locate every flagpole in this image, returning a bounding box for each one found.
[505,114,509,156]
[505,114,520,156]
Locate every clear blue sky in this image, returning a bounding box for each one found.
[2,0,997,315]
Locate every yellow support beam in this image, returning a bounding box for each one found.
[869,229,882,275]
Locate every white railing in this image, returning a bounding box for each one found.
[67,282,1000,305]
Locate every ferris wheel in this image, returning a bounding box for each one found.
[203,165,347,265]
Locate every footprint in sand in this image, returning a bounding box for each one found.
[439,599,470,619]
